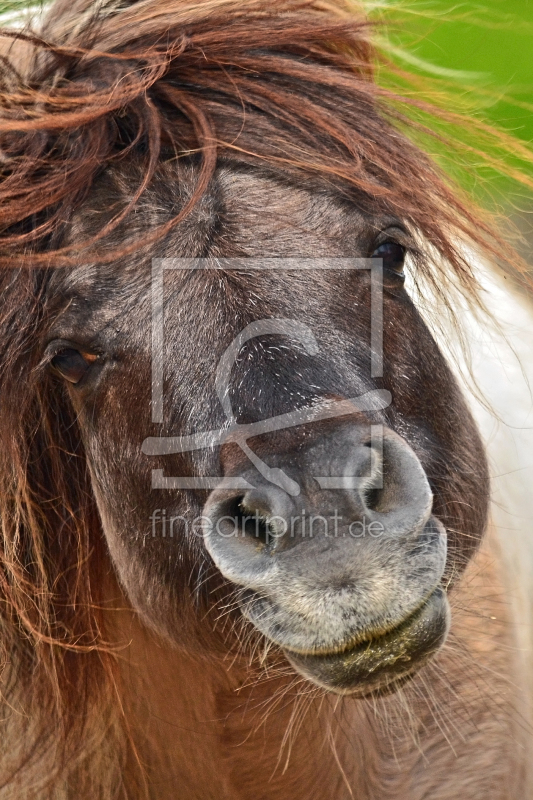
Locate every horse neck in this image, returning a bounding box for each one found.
[111,609,368,800]
[101,528,525,800]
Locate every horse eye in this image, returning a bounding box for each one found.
[50,348,95,384]
[372,241,406,275]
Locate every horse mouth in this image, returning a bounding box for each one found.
[282,587,450,695]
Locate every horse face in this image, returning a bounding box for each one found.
[45,164,489,694]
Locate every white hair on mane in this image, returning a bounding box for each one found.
[419,254,533,781]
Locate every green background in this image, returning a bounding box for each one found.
[382,1,533,144]
[373,1,533,203]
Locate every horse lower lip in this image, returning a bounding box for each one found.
[283,587,450,695]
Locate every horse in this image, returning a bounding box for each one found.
[0,1,532,797]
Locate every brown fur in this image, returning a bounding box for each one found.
[111,531,524,800]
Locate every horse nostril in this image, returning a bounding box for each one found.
[236,497,274,548]
[360,438,385,512]
[359,431,434,536]
[363,485,383,512]
[206,488,292,552]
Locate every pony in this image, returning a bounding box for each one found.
[0,0,532,797]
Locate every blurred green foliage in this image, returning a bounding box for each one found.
[379,2,533,138]
[370,1,533,204]
[0,0,38,16]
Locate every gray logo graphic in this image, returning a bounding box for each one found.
[142,259,390,492]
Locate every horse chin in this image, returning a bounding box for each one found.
[281,588,450,696]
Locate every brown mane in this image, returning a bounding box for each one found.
[0,0,529,284]
[0,1,531,796]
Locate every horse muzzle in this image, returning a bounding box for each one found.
[202,420,449,694]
